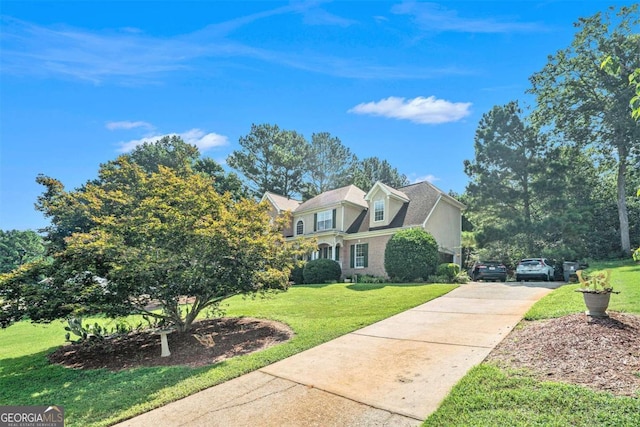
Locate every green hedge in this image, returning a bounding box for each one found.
[303,259,342,284]
[384,228,439,282]
[437,263,460,282]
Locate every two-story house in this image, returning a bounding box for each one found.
[261,180,465,279]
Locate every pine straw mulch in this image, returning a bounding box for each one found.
[48,317,294,371]
[487,312,640,397]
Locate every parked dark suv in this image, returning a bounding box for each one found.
[469,261,507,282]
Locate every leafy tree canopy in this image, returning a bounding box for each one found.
[528,5,640,255]
[464,101,556,254]
[302,132,357,200]
[119,135,249,199]
[0,229,46,274]
[352,157,409,191]
[3,152,313,332]
[227,123,309,198]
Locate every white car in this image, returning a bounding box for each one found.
[515,258,555,282]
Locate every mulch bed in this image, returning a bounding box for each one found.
[487,312,640,397]
[48,311,640,398]
[48,317,294,371]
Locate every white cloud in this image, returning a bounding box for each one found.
[106,120,154,130]
[411,174,439,184]
[1,7,469,84]
[117,129,228,153]
[348,96,471,124]
[181,129,229,150]
[391,2,546,34]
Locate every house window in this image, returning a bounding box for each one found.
[316,210,333,231]
[350,243,368,269]
[374,200,384,222]
[296,220,304,235]
[319,246,333,259]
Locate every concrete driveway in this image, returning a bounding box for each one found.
[114,281,561,427]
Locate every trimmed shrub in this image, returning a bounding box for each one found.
[437,263,460,282]
[303,259,342,284]
[427,275,450,284]
[353,274,387,284]
[384,228,439,282]
[289,264,305,285]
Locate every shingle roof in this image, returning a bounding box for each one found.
[347,181,447,233]
[368,181,409,202]
[263,192,301,212]
[295,185,367,212]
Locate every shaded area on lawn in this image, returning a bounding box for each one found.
[0,283,457,427]
[48,317,293,370]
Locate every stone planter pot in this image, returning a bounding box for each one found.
[581,292,611,318]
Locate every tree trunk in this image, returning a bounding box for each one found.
[616,145,631,255]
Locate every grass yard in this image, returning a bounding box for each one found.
[0,282,455,427]
[424,260,640,426]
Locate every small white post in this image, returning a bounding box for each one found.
[156,329,173,357]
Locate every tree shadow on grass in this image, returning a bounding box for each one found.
[346,282,437,292]
[0,347,210,427]
[292,283,336,289]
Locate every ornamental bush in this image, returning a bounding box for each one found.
[384,228,439,282]
[437,263,460,282]
[303,259,342,284]
[289,264,305,285]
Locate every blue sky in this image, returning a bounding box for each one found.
[0,1,626,231]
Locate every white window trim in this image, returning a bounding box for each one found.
[317,210,333,231]
[355,243,366,269]
[373,199,384,222]
[296,220,304,235]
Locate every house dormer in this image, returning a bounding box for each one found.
[364,181,410,228]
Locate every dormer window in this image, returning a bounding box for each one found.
[374,199,384,222]
[296,220,304,235]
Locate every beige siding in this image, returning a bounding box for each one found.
[387,198,403,225]
[294,205,366,236]
[424,199,462,259]
[342,204,364,231]
[293,212,314,236]
[368,188,404,228]
[264,200,294,237]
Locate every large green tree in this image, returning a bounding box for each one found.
[352,157,409,191]
[464,102,554,255]
[302,132,357,200]
[0,230,46,274]
[227,123,309,198]
[37,137,248,253]
[528,5,640,255]
[2,158,311,332]
[123,135,248,199]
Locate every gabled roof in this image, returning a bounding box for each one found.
[295,185,367,213]
[364,181,409,202]
[347,181,463,233]
[261,192,301,212]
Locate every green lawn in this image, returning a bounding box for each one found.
[0,282,455,427]
[424,260,640,426]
